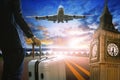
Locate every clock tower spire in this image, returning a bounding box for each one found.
[98,0,119,32]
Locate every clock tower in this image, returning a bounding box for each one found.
[90,1,120,80]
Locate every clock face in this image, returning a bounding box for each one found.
[92,44,97,57]
[107,43,119,56]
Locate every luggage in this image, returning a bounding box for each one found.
[28,57,66,80]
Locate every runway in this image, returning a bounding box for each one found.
[64,56,90,80]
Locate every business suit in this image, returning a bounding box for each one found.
[0,0,34,80]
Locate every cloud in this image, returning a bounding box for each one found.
[25,37,53,45]
[41,39,53,45]
[88,23,98,30]
[37,26,50,36]
[37,26,48,31]
[27,23,40,32]
[42,31,50,36]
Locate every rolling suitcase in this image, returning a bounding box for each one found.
[28,45,66,80]
[28,57,66,80]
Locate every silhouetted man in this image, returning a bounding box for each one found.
[0,0,40,80]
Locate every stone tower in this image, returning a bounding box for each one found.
[89,1,120,80]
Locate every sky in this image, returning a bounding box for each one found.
[19,0,120,52]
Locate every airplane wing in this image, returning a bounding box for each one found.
[64,15,74,21]
[46,15,57,22]
[72,15,86,19]
[26,16,46,20]
[26,15,57,22]
[64,15,85,22]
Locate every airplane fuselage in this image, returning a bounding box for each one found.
[57,7,64,23]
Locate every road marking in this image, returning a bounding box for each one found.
[64,60,85,80]
[66,59,90,76]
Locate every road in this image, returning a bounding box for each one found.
[64,56,90,80]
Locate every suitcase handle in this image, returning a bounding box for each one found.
[32,44,35,58]
[32,44,42,59]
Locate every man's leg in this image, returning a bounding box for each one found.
[2,48,25,80]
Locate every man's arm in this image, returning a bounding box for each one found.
[13,0,41,46]
[13,0,34,38]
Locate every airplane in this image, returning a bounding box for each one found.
[26,5,91,23]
